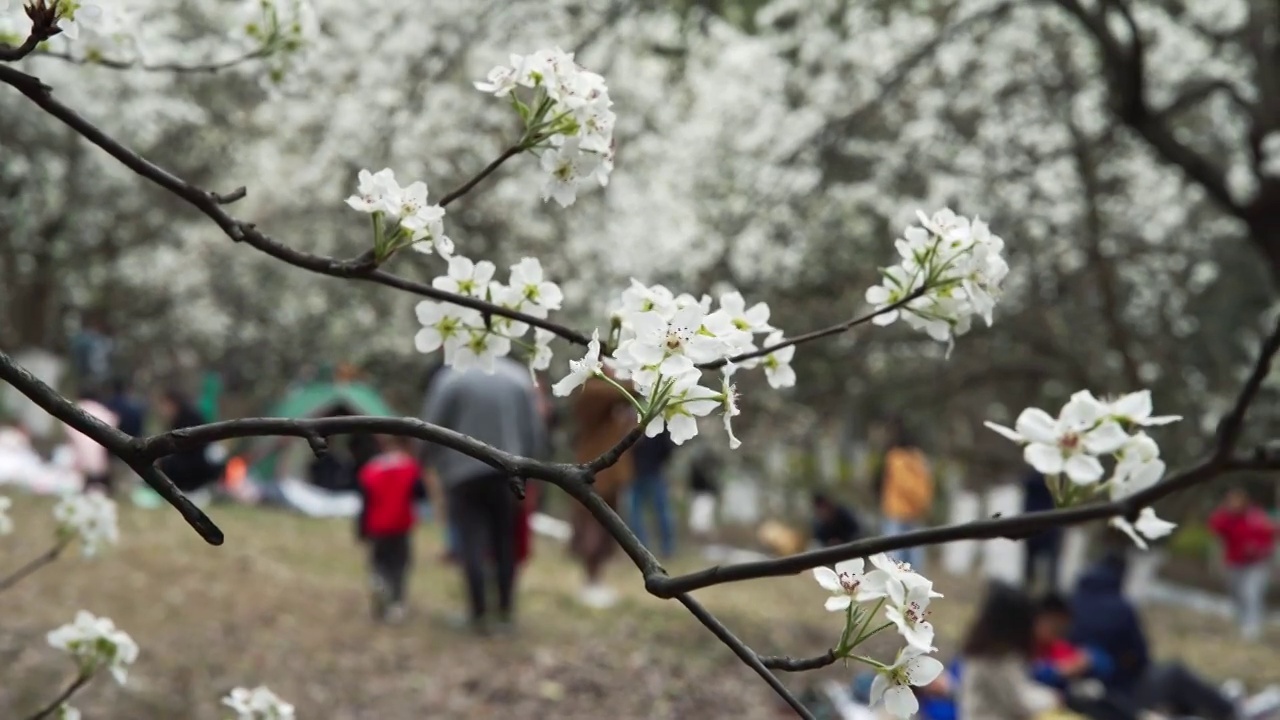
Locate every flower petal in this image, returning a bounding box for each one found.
[1082,421,1129,455]
[905,655,946,686]
[1063,454,1105,485]
[983,420,1024,443]
[1110,390,1152,421]
[883,684,920,718]
[813,567,842,592]
[1014,408,1058,444]
[824,595,853,612]
[1024,443,1065,475]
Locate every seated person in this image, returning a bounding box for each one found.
[958,581,1085,720]
[811,492,862,547]
[1070,551,1241,720]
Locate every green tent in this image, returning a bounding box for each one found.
[248,381,398,483]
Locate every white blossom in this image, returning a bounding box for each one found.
[47,611,138,685]
[551,329,603,397]
[759,332,797,389]
[719,365,741,450]
[52,492,119,557]
[223,685,296,719]
[508,257,564,314]
[870,645,946,719]
[1111,508,1177,550]
[812,558,870,612]
[643,369,720,444]
[984,392,1129,485]
[414,301,481,358]
[432,256,496,300]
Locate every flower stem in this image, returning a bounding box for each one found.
[0,538,70,594]
[24,671,91,720]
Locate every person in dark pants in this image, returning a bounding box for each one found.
[811,492,862,547]
[421,357,545,634]
[105,377,145,438]
[1022,469,1063,593]
[1069,551,1239,720]
[627,430,678,558]
[356,435,426,624]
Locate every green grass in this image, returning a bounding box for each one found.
[0,493,1275,719]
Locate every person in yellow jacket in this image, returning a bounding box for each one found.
[872,417,935,570]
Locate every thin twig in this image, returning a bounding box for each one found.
[676,594,815,719]
[0,539,70,594]
[437,144,523,206]
[25,672,91,720]
[37,47,270,73]
[759,650,840,672]
[0,64,593,347]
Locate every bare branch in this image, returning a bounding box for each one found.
[759,650,840,672]
[437,144,523,207]
[0,348,224,545]
[35,47,270,74]
[0,539,70,594]
[699,286,929,370]
[649,313,1280,597]
[25,671,92,720]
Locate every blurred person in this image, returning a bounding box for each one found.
[626,429,678,558]
[1069,550,1240,720]
[104,376,145,438]
[1032,594,1138,720]
[65,388,120,496]
[1024,469,1065,593]
[811,491,862,547]
[873,416,934,570]
[155,389,223,494]
[569,371,636,610]
[419,360,460,564]
[1208,486,1276,642]
[688,444,721,540]
[421,357,544,633]
[959,581,1083,720]
[355,435,426,624]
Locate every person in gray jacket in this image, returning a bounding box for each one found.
[421,356,545,633]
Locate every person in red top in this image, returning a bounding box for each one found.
[1208,486,1277,642]
[356,435,427,624]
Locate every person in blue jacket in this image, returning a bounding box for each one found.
[1069,551,1240,720]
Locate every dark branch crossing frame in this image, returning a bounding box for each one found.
[3,7,1279,718]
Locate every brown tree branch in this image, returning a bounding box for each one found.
[25,672,92,720]
[0,538,70,594]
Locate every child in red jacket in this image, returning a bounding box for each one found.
[1209,487,1276,641]
[356,435,427,623]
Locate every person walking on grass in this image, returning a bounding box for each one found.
[569,371,637,610]
[1209,486,1276,642]
[626,429,678,558]
[65,388,119,496]
[873,416,935,570]
[421,357,545,634]
[355,435,426,624]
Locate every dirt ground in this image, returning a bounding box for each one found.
[1,494,1276,719]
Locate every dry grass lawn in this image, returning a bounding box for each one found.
[1,493,1276,719]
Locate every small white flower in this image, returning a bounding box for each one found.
[52,493,118,557]
[508,257,564,313]
[47,611,138,685]
[529,328,555,374]
[345,168,400,214]
[414,302,482,357]
[985,393,1129,485]
[812,558,868,612]
[1111,507,1177,550]
[433,256,496,299]
[870,645,945,718]
[644,370,720,445]
[449,328,512,374]
[223,685,296,719]
[551,329,603,397]
[760,331,796,389]
[717,291,773,334]
[56,1,104,40]
[884,579,939,651]
[0,495,12,535]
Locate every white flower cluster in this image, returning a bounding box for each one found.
[47,610,139,685]
[223,685,296,719]
[346,168,453,259]
[813,554,945,718]
[985,389,1182,548]
[866,209,1009,353]
[475,46,615,207]
[0,494,12,535]
[415,256,562,375]
[53,491,119,557]
[553,282,794,448]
